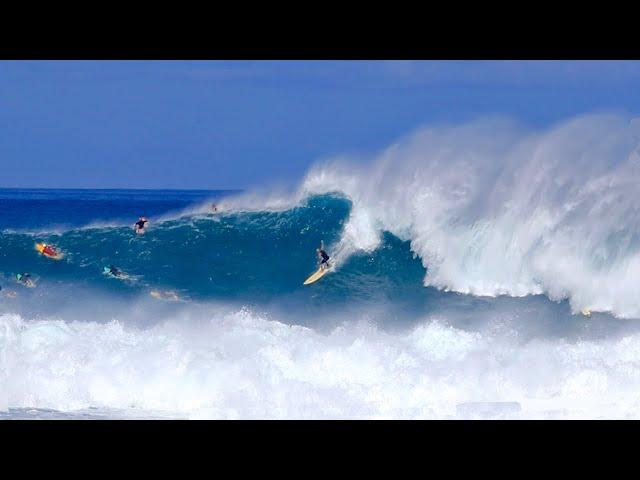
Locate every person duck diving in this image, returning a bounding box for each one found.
[317,240,330,271]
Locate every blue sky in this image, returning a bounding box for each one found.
[2,60,640,189]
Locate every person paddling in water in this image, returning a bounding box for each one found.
[317,240,330,271]
[134,217,148,234]
[16,273,35,287]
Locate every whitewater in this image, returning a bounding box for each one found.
[3,113,640,419]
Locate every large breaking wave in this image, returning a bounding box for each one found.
[222,113,640,318]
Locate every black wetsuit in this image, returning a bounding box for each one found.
[320,250,330,265]
[135,220,147,230]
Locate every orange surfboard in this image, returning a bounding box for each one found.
[35,243,63,260]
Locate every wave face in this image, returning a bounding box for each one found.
[1,192,440,324]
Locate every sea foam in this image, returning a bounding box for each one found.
[3,307,640,419]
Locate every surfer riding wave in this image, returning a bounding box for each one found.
[317,240,330,271]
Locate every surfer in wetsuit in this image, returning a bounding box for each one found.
[317,240,330,271]
[134,217,148,234]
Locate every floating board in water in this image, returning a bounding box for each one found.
[150,290,180,301]
[35,243,63,260]
[303,266,331,285]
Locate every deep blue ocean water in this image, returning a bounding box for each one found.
[0,188,235,230]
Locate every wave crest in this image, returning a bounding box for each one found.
[294,114,640,317]
[3,306,640,419]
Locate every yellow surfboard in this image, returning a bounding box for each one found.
[303,267,330,285]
